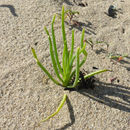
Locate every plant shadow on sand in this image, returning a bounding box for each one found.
[118,56,130,71]
[110,55,130,71]
[63,0,73,6]
[65,20,96,35]
[54,0,73,6]
[0,4,18,17]
[56,97,75,130]
[95,50,130,72]
[57,79,129,130]
[95,48,108,54]
[79,81,130,112]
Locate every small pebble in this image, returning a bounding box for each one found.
[34,42,38,46]
[108,5,117,18]
[122,28,125,33]
[92,66,98,69]
[117,79,120,83]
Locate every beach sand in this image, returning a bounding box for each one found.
[0,0,130,129]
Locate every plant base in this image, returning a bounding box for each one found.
[64,71,96,91]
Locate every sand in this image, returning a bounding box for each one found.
[0,0,130,129]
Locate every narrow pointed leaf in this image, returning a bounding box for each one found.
[31,48,62,86]
[72,47,80,87]
[80,28,85,48]
[69,29,74,62]
[52,15,63,75]
[84,69,110,79]
[44,27,63,83]
[62,6,69,77]
[62,6,67,44]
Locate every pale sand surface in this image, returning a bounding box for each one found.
[0,0,130,129]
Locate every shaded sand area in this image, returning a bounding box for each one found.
[0,0,130,129]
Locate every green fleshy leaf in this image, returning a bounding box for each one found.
[40,94,67,122]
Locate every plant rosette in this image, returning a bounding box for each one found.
[32,6,110,123]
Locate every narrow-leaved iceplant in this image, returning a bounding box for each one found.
[32,6,110,123]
